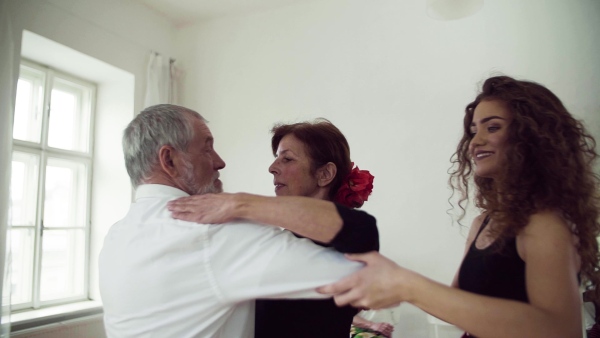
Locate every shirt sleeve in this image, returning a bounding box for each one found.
[207,222,363,304]
[329,204,380,253]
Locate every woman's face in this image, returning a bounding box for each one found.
[269,134,321,198]
[468,100,513,179]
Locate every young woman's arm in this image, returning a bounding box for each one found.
[319,211,582,338]
[167,193,377,249]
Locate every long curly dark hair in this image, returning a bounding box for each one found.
[449,75,600,286]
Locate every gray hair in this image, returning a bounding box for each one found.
[122,104,206,187]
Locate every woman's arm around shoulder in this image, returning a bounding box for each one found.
[168,192,377,247]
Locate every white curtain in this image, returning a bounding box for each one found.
[0,0,17,335]
[169,58,181,105]
[144,52,180,108]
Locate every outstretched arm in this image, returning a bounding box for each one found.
[318,212,582,338]
[168,193,347,243]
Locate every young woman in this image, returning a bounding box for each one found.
[317,76,600,338]
[169,119,393,337]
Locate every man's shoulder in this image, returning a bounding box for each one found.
[210,221,293,242]
[209,221,332,258]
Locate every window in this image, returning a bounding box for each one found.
[9,59,95,311]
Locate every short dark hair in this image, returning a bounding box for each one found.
[271,119,351,201]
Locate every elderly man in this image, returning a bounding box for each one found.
[99,104,362,338]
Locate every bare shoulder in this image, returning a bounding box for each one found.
[521,210,571,238]
[517,210,578,264]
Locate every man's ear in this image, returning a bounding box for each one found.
[158,145,180,179]
[317,162,337,187]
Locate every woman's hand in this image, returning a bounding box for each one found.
[167,193,241,224]
[318,251,414,309]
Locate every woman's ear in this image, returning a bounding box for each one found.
[317,162,337,187]
[158,145,180,178]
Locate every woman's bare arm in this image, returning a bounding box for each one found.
[168,193,343,242]
[319,211,582,338]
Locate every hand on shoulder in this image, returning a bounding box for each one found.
[167,193,244,224]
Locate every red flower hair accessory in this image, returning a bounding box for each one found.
[333,162,374,209]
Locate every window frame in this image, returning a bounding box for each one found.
[10,58,96,312]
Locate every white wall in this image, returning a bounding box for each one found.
[3,0,599,336]
[175,0,600,335]
[3,0,176,337]
[6,0,175,113]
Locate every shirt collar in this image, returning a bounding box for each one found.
[134,184,190,201]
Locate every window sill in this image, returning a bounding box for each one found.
[10,300,103,332]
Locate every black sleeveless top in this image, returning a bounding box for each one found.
[458,216,528,303]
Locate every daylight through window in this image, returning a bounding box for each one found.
[9,59,95,311]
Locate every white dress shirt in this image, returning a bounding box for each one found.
[99,184,361,338]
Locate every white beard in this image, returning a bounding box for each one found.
[181,157,222,195]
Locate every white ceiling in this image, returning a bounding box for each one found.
[132,0,309,27]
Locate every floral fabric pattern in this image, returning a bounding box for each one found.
[350,325,389,338]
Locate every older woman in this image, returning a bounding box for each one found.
[169,119,393,337]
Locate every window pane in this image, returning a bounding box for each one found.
[40,229,85,302]
[10,227,35,305]
[13,66,44,143]
[47,78,92,152]
[43,158,88,228]
[10,151,40,227]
